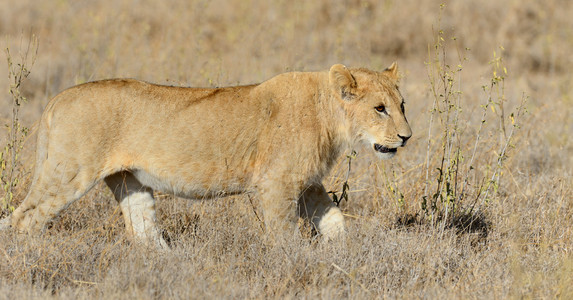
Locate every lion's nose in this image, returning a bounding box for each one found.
[398,134,411,145]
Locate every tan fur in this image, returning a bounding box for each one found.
[3,63,411,248]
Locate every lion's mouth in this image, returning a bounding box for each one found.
[374,144,397,154]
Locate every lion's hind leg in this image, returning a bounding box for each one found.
[11,160,98,234]
[104,171,168,249]
[299,183,345,241]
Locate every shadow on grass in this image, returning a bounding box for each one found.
[394,209,490,244]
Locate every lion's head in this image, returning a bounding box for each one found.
[329,63,412,159]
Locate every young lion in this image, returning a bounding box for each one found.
[1,63,411,248]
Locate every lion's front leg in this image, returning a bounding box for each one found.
[299,183,345,240]
[256,179,300,239]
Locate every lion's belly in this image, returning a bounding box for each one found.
[131,168,251,199]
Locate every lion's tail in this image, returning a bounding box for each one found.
[26,99,55,193]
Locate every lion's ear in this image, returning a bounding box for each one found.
[383,62,400,83]
[329,64,357,101]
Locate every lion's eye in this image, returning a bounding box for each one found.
[375,105,386,113]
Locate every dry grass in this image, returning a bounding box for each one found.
[0,0,572,298]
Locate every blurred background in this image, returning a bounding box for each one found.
[1,0,571,118]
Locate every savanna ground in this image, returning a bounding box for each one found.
[0,0,572,298]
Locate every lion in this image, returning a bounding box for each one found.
[0,63,411,248]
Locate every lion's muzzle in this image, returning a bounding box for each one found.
[373,143,397,154]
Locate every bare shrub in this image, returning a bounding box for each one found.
[1,35,37,215]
